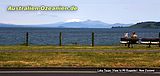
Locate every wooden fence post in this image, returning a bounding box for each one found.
[25,32,29,46]
[92,32,95,46]
[159,32,160,47]
[59,32,62,46]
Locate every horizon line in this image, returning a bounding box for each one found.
[1,20,159,25]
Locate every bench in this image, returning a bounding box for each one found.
[120,38,160,48]
[140,38,160,47]
[120,38,139,48]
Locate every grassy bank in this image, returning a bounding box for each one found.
[0,45,159,51]
[0,52,160,68]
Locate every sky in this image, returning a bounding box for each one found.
[0,0,160,25]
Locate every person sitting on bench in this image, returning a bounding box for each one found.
[131,32,138,38]
[124,32,129,38]
[129,32,138,48]
[123,32,129,46]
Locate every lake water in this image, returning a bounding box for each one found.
[0,28,159,45]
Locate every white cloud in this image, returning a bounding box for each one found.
[65,19,82,22]
[36,12,58,17]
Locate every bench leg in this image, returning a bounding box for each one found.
[148,41,151,48]
[125,44,127,46]
[148,44,151,48]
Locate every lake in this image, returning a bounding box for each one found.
[0,28,159,45]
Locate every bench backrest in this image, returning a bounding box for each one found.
[120,38,139,41]
[141,38,160,42]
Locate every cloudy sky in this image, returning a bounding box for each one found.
[0,0,160,25]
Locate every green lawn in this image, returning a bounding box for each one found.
[0,52,160,68]
[0,45,159,51]
[0,45,159,68]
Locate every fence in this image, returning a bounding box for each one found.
[0,32,96,46]
[25,32,95,46]
[0,32,159,46]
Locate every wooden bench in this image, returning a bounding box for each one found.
[120,38,139,48]
[120,38,160,48]
[140,38,160,47]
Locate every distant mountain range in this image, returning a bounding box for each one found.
[0,23,19,27]
[129,21,160,29]
[1,21,160,29]
[0,20,132,28]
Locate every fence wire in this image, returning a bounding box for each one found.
[0,31,159,46]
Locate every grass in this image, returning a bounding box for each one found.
[0,52,160,68]
[0,45,159,51]
[0,45,159,68]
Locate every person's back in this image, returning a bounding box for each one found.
[131,32,138,39]
[124,33,129,38]
[130,32,138,44]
